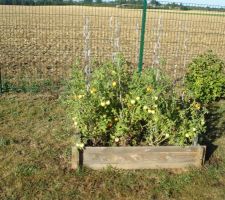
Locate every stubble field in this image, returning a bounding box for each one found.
[1,5,225,86]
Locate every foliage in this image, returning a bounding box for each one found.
[63,58,207,147]
[185,51,225,104]
[96,0,102,4]
[150,0,161,6]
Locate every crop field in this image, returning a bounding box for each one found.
[1,5,225,85]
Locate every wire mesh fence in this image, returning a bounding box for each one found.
[1,1,225,92]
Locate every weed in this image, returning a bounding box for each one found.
[15,164,39,177]
[0,137,10,147]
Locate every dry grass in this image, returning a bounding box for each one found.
[0,93,225,199]
[1,5,225,83]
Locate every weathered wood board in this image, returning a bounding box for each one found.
[71,146,206,170]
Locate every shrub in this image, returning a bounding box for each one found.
[63,58,206,147]
[185,51,225,104]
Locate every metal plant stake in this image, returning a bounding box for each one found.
[152,16,162,80]
[83,16,91,92]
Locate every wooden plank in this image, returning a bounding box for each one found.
[84,152,198,163]
[71,146,206,170]
[71,147,79,170]
[195,146,206,167]
[85,146,201,153]
[85,162,200,170]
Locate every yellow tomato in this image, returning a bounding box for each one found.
[194,103,201,110]
[101,102,106,107]
[130,100,136,105]
[90,88,97,94]
[112,81,117,87]
[147,86,153,93]
[148,109,155,114]
[114,118,119,122]
[143,106,148,110]
[136,96,140,101]
[78,94,84,99]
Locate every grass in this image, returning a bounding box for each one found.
[1,79,64,93]
[0,92,225,199]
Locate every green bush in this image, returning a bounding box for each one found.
[185,51,225,104]
[63,58,206,148]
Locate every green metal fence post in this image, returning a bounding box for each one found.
[138,0,147,74]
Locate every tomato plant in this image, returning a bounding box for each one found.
[63,57,206,148]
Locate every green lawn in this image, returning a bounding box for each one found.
[0,93,225,200]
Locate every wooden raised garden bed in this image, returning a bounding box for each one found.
[71,146,206,170]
